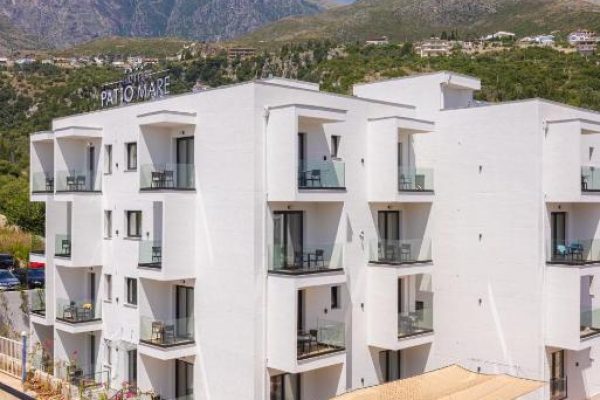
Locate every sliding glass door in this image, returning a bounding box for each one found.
[273,211,303,269]
[176,359,194,400]
[176,286,194,339]
[176,137,194,188]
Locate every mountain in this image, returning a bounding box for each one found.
[0,0,324,48]
[0,15,40,53]
[238,0,600,43]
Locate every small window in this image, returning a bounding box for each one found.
[105,274,112,301]
[126,211,142,238]
[126,278,137,306]
[104,210,112,239]
[331,135,341,159]
[127,349,137,385]
[126,142,137,171]
[331,286,341,310]
[415,301,424,311]
[104,145,112,174]
[105,341,112,366]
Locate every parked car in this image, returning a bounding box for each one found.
[0,254,15,269]
[0,270,21,290]
[12,268,45,288]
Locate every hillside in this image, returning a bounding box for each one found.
[238,0,600,44]
[51,37,191,58]
[0,0,324,48]
[2,43,600,234]
[0,15,41,53]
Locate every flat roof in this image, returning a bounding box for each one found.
[332,365,543,400]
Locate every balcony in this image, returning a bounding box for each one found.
[55,234,71,258]
[55,170,101,193]
[398,308,433,339]
[268,243,343,275]
[580,308,600,339]
[29,289,46,317]
[56,298,101,324]
[547,239,600,265]
[297,160,345,190]
[582,166,600,192]
[31,173,54,194]
[138,240,162,269]
[140,164,195,191]
[369,239,432,265]
[30,236,45,257]
[297,319,345,360]
[398,167,434,192]
[140,316,195,348]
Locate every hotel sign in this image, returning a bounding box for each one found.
[100,69,171,108]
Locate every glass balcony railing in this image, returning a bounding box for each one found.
[140,316,195,347]
[54,234,71,257]
[547,239,600,265]
[140,164,195,190]
[56,298,101,323]
[297,319,345,360]
[55,170,101,192]
[582,166,600,192]
[369,239,432,264]
[31,172,54,193]
[581,308,600,339]
[268,243,343,274]
[29,289,45,316]
[56,364,108,388]
[398,167,434,192]
[138,240,162,269]
[30,236,45,256]
[298,159,345,189]
[398,308,433,339]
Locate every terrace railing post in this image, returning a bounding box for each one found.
[21,331,27,383]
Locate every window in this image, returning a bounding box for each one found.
[105,341,112,366]
[270,374,300,400]
[331,135,341,159]
[126,211,142,238]
[127,349,137,386]
[104,145,112,174]
[104,210,112,239]
[126,142,137,171]
[104,274,112,301]
[331,286,341,310]
[126,278,137,305]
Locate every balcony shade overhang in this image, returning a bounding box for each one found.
[269,104,347,124]
[331,365,543,400]
[54,126,103,139]
[137,110,197,128]
[368,116,435,134]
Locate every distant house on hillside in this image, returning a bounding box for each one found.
[568,29,598,55]
[568,29,597,45]
[227,47,257,60]
[519,34,555,47]
[414,38,453,57]
[365,36,389,46]
[482,31,516,41]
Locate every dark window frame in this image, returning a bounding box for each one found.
[126,277,137,306]
[104,144,113,174]
[126,211,142,238]
[331,286,340,310]
[125,142,137,171]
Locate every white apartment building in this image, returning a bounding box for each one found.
[27,71,600,400]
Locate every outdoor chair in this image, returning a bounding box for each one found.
[313,249,325,269]
[151,171,164,188]
[164,170,175,188]
[400,243,412,262]
[163,324,175,344]
[399,174,412,190]
[62,239,71,256]
[308,329,319,352]
[45,177,54,192]
[151,246,162,264]
[305,169,322,187]
[66,176,77,191]
[76,175,86,191]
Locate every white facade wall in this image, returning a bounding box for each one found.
[28,72,600,400]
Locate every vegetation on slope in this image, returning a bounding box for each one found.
[237,0,600,44]
[2,41,600,235]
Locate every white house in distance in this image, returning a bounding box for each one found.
[28,70,600,400]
